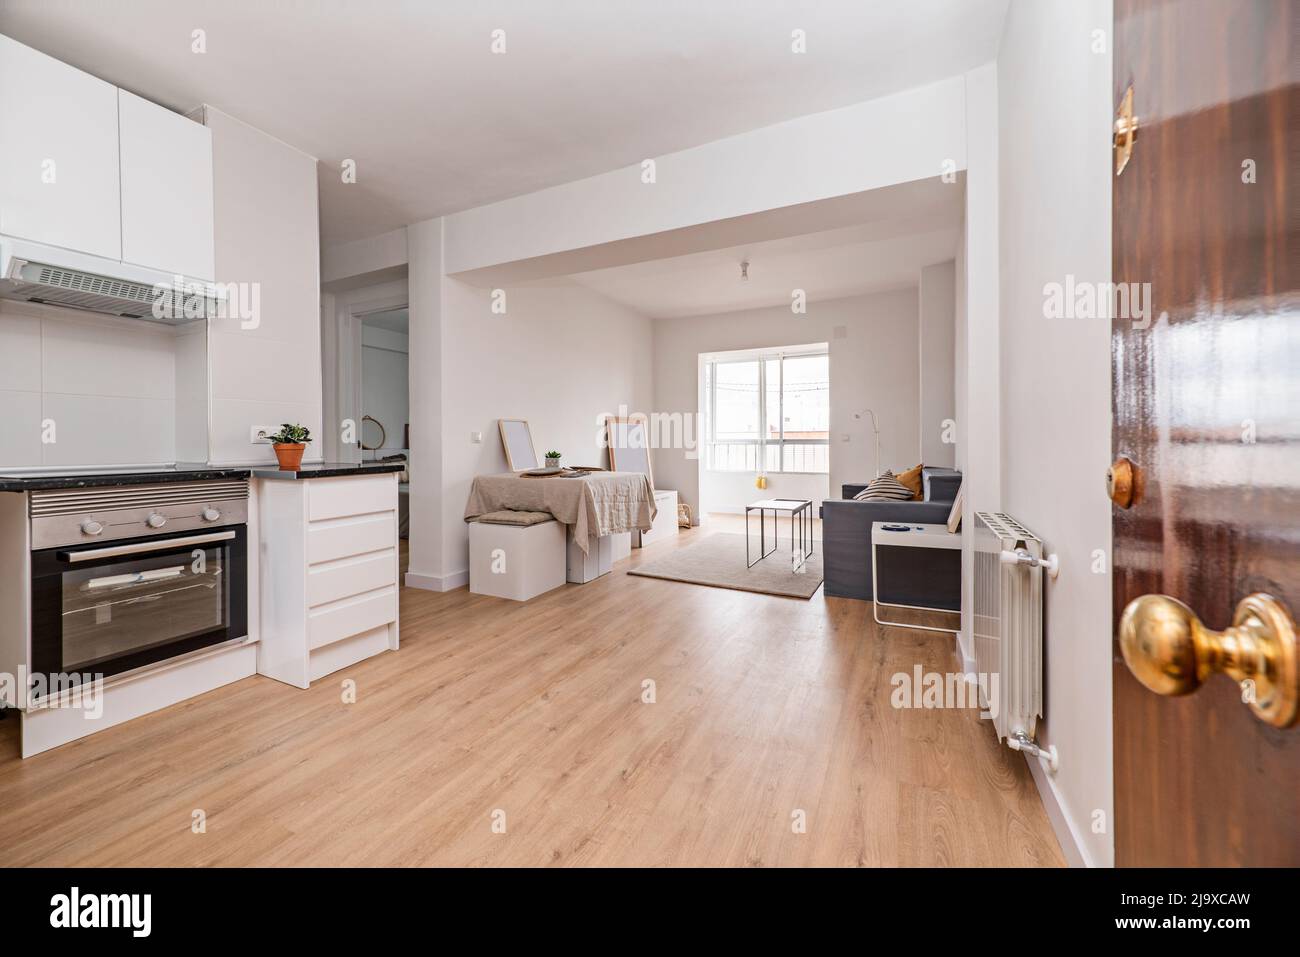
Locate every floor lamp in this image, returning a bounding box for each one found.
[854,409,882,477]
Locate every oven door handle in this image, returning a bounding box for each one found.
[57,530,237,563]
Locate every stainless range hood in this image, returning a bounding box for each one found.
[0,237,223,324]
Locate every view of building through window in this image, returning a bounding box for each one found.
[705,349,829,473]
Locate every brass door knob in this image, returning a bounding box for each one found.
[1118,593,1298,728]
[1107,456,1140,508]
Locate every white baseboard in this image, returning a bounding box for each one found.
[404,568,468,592]
[1025,752,1101,868]
[20,642,256,758]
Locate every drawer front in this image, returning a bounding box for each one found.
[307,550,394,607]
[308,587,397,650]
[308,475,396,522]
[308,513,395,564]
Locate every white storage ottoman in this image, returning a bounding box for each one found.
[469,516,567,601]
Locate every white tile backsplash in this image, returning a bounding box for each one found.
[0,390,43,465]
[0,313,42,392]
[0,301,200,468]
[41,393,175,466]
[41,312,176,399]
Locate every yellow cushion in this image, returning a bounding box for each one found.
[895,463,924,500]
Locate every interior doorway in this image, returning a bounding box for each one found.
[357,307,411,563]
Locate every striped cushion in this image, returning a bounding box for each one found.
[852,471,914,502]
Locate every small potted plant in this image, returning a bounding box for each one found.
[544,450,562,468]
[269,423,312,470]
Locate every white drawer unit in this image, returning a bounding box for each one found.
[257,472,399,688]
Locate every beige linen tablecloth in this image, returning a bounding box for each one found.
[464,471,657,552]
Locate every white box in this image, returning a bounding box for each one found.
[638,489,680,547]
[566,529,613,583]
[470,519,567,601]
[610,531,632,563]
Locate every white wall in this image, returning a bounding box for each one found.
[957,63,1002,667]
[652,290,921,520]
[919,260,956,466]
[996,0,1113,868]
[360,325,408,451]
[953,219,970,670]
[443,78,967,277]
[437,279,653,582]
[203,106,321,465]
[405,217,444,589]
[405,77,973,586]
[0,301,181,467]
[322,226,408,287]
[700,469,830,517]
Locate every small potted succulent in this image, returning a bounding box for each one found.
[544,450,562,468]
[269,423,312,470]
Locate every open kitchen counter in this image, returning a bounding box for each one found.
[0,465,404,758]
[0,465,252,492]
[251,461,404,481]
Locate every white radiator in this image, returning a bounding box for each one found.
[974,511,1057,769]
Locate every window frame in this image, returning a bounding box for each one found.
[703,346,829,475]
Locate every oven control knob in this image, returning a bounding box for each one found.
[201,507,221,522]
[146,512,166,529]
[80,519,103,536]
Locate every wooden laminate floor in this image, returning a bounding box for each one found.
[0,517,1063,867]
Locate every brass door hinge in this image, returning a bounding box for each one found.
[1114,85,1139,175]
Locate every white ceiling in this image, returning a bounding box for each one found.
[0,0,1008,244]
[569,177,963,318]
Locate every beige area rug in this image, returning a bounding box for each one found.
[628,534,823,599]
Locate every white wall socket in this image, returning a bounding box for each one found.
[471,431,483,444]
[250,425,276,444]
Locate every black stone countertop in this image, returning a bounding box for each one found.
[250,461,406,480]
[0,465,252,492]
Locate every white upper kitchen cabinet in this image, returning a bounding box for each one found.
[118,89,215,281]
[0,33,122,260]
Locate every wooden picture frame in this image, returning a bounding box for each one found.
[946,483,964,534]
[498,419,539,471]
[605,414,654,490]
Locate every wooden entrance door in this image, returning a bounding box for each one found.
[1111,0,1298,866]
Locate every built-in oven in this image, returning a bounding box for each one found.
[28,479,248,696]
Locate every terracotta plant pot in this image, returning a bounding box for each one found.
[273,442,306,470]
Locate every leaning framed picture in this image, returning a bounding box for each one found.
[498,419,539,471]
[946,483,964,534]
[605,414,654,490]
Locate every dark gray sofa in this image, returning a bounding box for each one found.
[821,467,961,601]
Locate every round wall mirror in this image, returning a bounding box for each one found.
[360,415,386,451]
